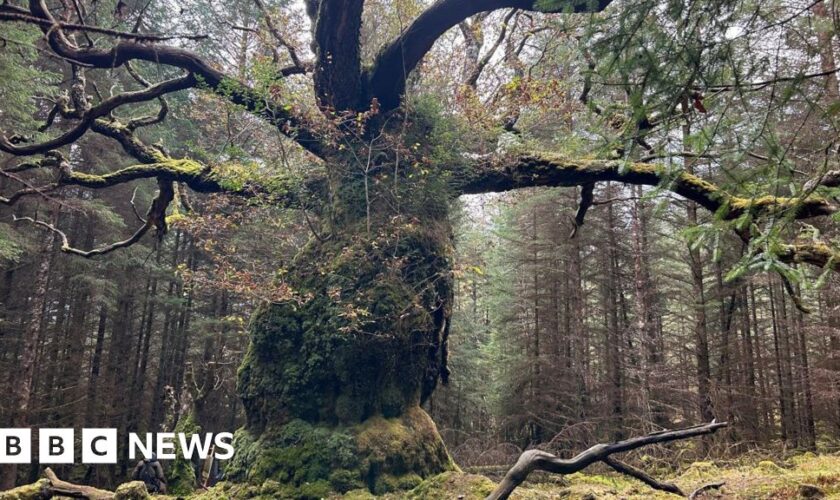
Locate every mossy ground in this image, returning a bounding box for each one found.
[10,453,836,499]
[136,452,835,499]
[492,453,840,499]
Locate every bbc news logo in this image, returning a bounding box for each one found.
[0,429,234,464]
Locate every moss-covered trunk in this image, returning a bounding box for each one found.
[228,141,457,496]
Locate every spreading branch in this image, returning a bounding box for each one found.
[487,420,728,500]
[253,0,306,70]
[7,0,327,157]
[14,178,173,258]
[0,73,196,156]
[455,154,840,272]
[0,5,207,41]
[366,0,613,111]
[458,154,838,220]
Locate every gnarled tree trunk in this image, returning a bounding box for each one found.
[226,145,457,495]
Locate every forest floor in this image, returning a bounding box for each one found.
[176,452,840,499]
[331,452,840,499]
[11,453,838,499]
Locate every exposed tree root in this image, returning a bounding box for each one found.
[486,420,728,500]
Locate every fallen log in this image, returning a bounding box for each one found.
[486,420,728,500]
[0,468,148,500]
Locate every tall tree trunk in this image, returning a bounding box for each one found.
[681,104,714,427]
[0,229,53,490]
[794,298,816,449]
[151,230,182,430]
[631,187,665,428]
[739,286,759,441]
[768,280,793,443]
[604,185,624,441]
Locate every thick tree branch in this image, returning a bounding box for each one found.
[311,0,365,111]
[487,421,727,500]
[366,0,613,111]
[570,182,594,237]
[456,154,840,273]
[778,242,840,271]
[457,154,838,220]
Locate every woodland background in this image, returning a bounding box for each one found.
[0,0,840,493]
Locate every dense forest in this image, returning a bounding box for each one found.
[2,0,840,498]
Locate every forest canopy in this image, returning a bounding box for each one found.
[1,0,840,498]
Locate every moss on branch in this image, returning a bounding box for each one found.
[458,153,838,221]
[61,159,206,188]
[778,242,840,270]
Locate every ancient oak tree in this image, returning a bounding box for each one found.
[2,0,840,496]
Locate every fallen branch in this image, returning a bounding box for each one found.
[486,420,728,500]
[0,467,129,499]
[689,481,725,499]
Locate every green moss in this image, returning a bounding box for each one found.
[678,461,720,482]
[564,471,634,489]
[224,407,453,497]
[296,480,332,499]
[406,472,496,500]
[168,412,201,496]
[0,478,51,499]
[340,489,377,500]
[676,171,720,193]
[236,224,453,430]
[114,481,151,500]
[66,159,206,188]
[329,469,365,493]
[757,460,786,474]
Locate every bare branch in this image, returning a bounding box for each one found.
[129,187,147,224]
[253,0,304,69]
[0,7,207,41]
[487,420,728,500]
[15,213,153,257]
[0,73,196,155]
[124,62,170,130]
[12,178,174,258]
[465,10,518,88]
